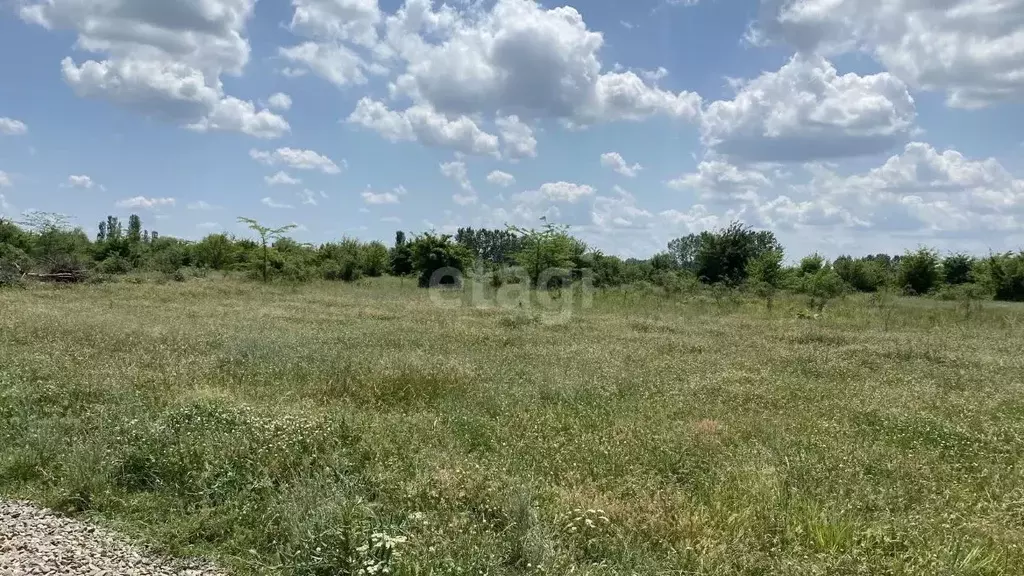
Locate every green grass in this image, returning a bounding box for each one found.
[2,277,1024,575]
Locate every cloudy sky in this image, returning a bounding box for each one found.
[1,0,1023,258]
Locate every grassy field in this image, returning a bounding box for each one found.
[2,277,1024,575]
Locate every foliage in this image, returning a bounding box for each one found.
[898,248,941,295]
[508,218,582,288]
[983,251,1024,302]
[694,221,781,286]
[799,253,826,276]
[361,241,390,277]
[389,231,414,277]
[409,232,473,288]
[833,256,887,292]
[942,253,974,286]
[194,234,237,270]
[800,268,847,311]
[238,217,298,283]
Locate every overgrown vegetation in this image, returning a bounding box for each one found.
[2,278,1023,575]
[2,213,1023,303]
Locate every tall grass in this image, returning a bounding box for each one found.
[2,277,1023,574]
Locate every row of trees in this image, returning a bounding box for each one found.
[1,212,1022,301]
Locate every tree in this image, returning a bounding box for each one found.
[748,249,785,288]
[390,230,414,277]
[695,221,780,286]
[898,247,940,295]
[194,233,236,270]
[361,241,390,277]
[97,221,107,242]
[799,253,826,276]
[409,233,473,288]
[508,217,578,288]
[237,217,297,282]
[942,253,974,286]
[667,234,702,271]
[834,256,886,292]
[127,214,142,243]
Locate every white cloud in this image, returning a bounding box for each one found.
[0,171,11,188]
[62,174,101,190]
[362,189,400,204]
[639,66,668,84]
[701,55,915,162]
[297,189,319,206]
[659,205,727,233]
[600,152,643,177]
[279,42,369,87]
[381,216,402,223]
[23,0,289,139]
[187,201,218,210]
[667,161,771,202]
[261,197,294,209]
[250,148,343,174]
[348,98,500,157]
[487,170,516,187]
[592,186,653,230]
[265,171,301,186]
[453,193,479,206]
[496,115,537,159]
[440,160,472,192]
[386,0,701,125]
[267,92,292,111]
[0,117,28,135]
[518,181,595,204]
[765,0,1024,108]
[116,196,175,209]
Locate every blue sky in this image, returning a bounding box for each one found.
[1,0,1023,259]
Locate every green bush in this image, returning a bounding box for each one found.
[410,233,472,288]
[361,241,390,277]
[942,253,974,286]
[984,252,1024,302]
[98,255,133,275]
[898,248,940,295]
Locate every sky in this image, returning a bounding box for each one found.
[1,0,1024,259]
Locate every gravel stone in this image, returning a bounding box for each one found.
[0,501,226,576]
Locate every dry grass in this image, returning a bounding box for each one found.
[1,276,1024,575]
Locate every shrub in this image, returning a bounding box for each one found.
[942,253,974,286]
[898,248,940,295]
[409,233,473,288]
[361,241,390,277]
[984,252,1024,302]
[833,256,886,292]
[800,268,846,311]
[0,244,31,286]
[98,255,133,275]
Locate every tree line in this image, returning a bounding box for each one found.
[1,212,1022,301]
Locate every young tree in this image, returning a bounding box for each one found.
[127,214,142,243]
[508,217,578,288]
[390,230,414,277]
[237,217,297,282]
[695,221,780,286]
[898,247,940,295]
[942,253,974,286]
[409,232,473,288]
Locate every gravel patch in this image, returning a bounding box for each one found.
[0,501,225,576]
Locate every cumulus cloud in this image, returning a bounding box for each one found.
[267,92,292,111]
[600,152,643,177]
[0,117,27,135]
[496,115,537,159]
[518,181,595,203]
[700,55,915,162]
[62,174,102,190]
[116,196,175,209]
[261,197,294,209]
[348,98,500,157]
[265,171,301,186]
[592,186,653,230]
[297,189,319,206]
[250,147,343,174]
[279,42,370,87]
[0,171,11,188]
[763,0,1024,107]
[23,0,289,138]
[385,0,701,125]
[440,160,472,192]
[667,161,771,202]
[487,170,516,187]
[362,189,400,204]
